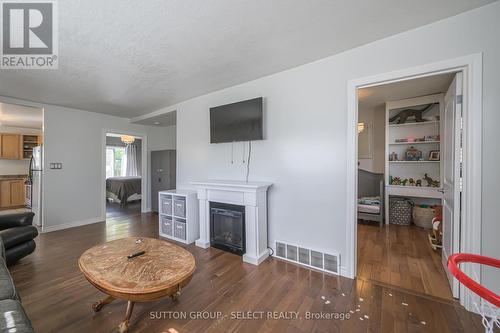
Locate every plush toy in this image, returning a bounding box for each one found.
[408,178,416,186]
[416,179,422,187]
[430,205,443,249]
[401,178,408,186]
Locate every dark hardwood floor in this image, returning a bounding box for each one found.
[106,201,142,219]
[357,222,453,300]
[9,213,483,333]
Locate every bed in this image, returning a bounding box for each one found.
[358,169,384,226]
[106,176,142,205]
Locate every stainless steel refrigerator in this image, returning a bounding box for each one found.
[29,146,43,227]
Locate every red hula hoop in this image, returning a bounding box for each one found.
[448,253,500,307]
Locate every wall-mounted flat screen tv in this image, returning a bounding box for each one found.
[210,97,263,143]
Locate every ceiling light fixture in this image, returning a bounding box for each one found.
[121,135,135,145]
[357,122,365,134]
[154,121,160,125]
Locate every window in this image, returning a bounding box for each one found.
[106,146,126,178]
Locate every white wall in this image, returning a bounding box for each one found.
[358,105,385,173]
[0,126,42,175]
[149,125,176,151]
[168,2,499,291]
[0,96,176,230]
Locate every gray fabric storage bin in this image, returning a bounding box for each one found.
[389,198,413,225]
[161,215,173,236]
[174,219,187,240]
[173,197,186,217]
[160,195,172,215]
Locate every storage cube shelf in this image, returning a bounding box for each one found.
[158,190,199,244]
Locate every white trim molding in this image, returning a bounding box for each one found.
[345,54,483,313]
[41,217,103,233]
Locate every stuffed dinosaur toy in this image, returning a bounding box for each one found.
[389,103,435,124]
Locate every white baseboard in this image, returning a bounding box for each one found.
[41,217,104,233]
[195,239,210,248]
[243,250,269,266]
[340,266,348,278]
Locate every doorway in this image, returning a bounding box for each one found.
[104,132,146,219]
[346,55,483,312]
[0,102,44,228]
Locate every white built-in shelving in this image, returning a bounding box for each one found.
[384,94,444,224]
[389,140,440,145]
[388,120,440,127]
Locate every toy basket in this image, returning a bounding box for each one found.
[389,198,413,226]
[413,205,434,229]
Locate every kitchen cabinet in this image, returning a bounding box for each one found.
[0,180,25,208]
[0,134,21,159]
[21,134,42,159]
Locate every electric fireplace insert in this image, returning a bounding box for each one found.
[210,202,246,255]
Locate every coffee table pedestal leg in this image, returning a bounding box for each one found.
[170,285,182,302]
[118,301,135,333]
[92,295,115,312]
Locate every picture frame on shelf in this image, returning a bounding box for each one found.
[429,150,440,161]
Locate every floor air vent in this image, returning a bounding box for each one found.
[276,242,286,258]
[286,244,298,261]
[324,253,339,274]
[275,241,340,275]
[298,248,310,265]
[311,251,323,270]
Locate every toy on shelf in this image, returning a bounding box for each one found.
[401,179,408,186]
[425,135,440,142]
[429,205,443,250]
[416,179,422,187]
[405,146,423,161]
[389,103,435,124]
[389,152,398,161]
[391,177,402,186]
[424,173,440,187]
[408,178,416,186]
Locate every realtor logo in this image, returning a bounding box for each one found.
[1,0,58,69]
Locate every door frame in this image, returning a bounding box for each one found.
[345,53,483,312]
[101,129,148,218]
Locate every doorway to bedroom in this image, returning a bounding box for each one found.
[105,133,143,218]
[355,71,464,301]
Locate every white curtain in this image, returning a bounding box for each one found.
[125,144,139,176]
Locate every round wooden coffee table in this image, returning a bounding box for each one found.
[78,237,195,332]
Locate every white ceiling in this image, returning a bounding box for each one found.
[0,0,494,119]
[358,72,455,110]
[0,103,43,129]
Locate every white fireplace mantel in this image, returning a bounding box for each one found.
[191,180,272,265]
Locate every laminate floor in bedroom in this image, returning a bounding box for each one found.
[357,222,453,300]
